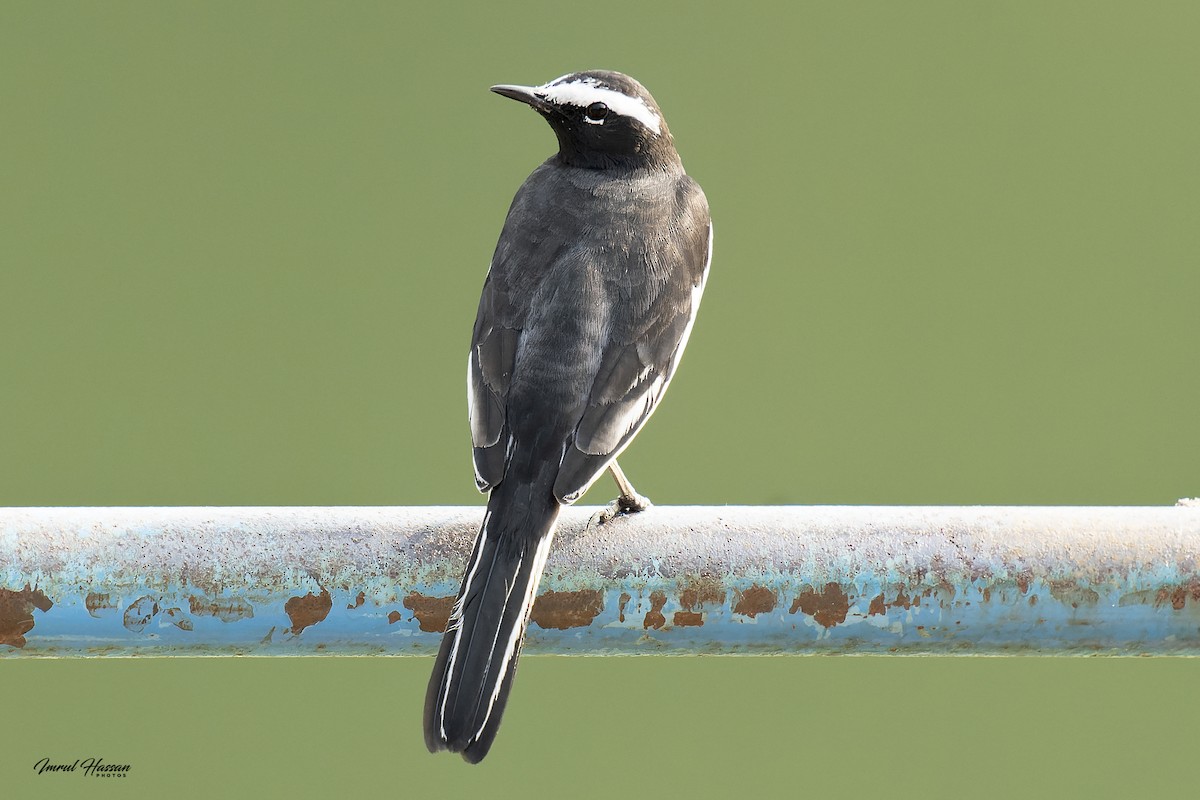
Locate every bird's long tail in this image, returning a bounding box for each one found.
[424,465,561,763]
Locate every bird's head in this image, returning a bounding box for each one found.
[491,71,678,170]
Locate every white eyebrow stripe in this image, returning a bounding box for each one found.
[537,78,661,135]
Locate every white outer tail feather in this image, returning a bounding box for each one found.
[473,530,555,743]
[438,511,491,740]
[437,508,559,747]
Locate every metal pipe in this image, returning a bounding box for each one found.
[2,504,1199,657]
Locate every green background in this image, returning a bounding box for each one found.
[2,1,1198,797]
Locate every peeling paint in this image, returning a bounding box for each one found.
[0,585,53,648]
[1119,589,1158,607]
[4,505,1200,656]
[530,590,604,630]
[284,588,332,634]
[679,577,725,611]
[123,596,159,633]
[162,607,193,631]
[1048,580,1100,608]
[189,594,254,623]
[85,592,118,618]
[402,592,454,633]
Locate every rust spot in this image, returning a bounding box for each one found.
[285,588,332,634]
[734,585,777,618]
[1016,573,1032,595]
[531,589,604,630]
[891,587,915,610]
[85,592,118,618]
[123,595,160,632]
[643,590,667,630]
[868,593,887,616]
[189,594,255,623]
[673,611,703,627]
[679,576,726,611]
[347,591,366,610]
[1029,594,1038,606]
[618,592,631,623]
[387,610,403,625]
[981,587,992,603]
[789,583,850,628]
[1048,580,1099,608]
[0,585,54,648]
[402,592,455,633]
[1153,583,1200,610]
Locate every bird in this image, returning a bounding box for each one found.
[424,70,712,763]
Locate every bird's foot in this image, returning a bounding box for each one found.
[592,491,653,526]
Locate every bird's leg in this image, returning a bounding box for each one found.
[608,461,652,512]
[595,460,653,524]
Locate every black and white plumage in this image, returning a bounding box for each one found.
[424,70,712,763]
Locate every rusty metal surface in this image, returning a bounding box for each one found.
[2,505,1200,657]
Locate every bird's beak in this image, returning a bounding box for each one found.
[490,84,552,113]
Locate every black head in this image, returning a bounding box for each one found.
[491,70,679,170]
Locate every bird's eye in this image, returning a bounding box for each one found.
[585,102,609,121]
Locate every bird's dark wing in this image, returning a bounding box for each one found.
[553,185,711,503]
[468,272,522,491]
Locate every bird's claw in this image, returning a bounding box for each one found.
[589,492,653,528]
